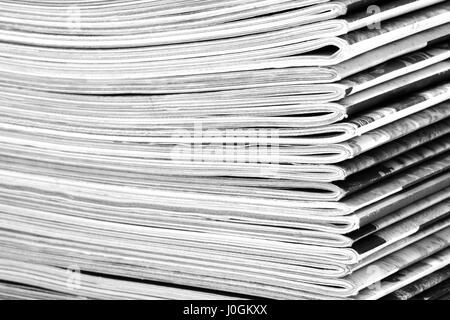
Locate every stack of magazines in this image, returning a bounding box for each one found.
[0,0,449,300]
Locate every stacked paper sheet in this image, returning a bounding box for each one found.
[0,0,449,300]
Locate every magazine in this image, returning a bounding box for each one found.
[353,249,450,300]
[412,278,450,300]
[0,259,236,300]
[0,0,448,301]
[382,265,450,300]
[0,100,447,170]
[349,186,450,242]
[1,128,447,203]
[1,218,446,299]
